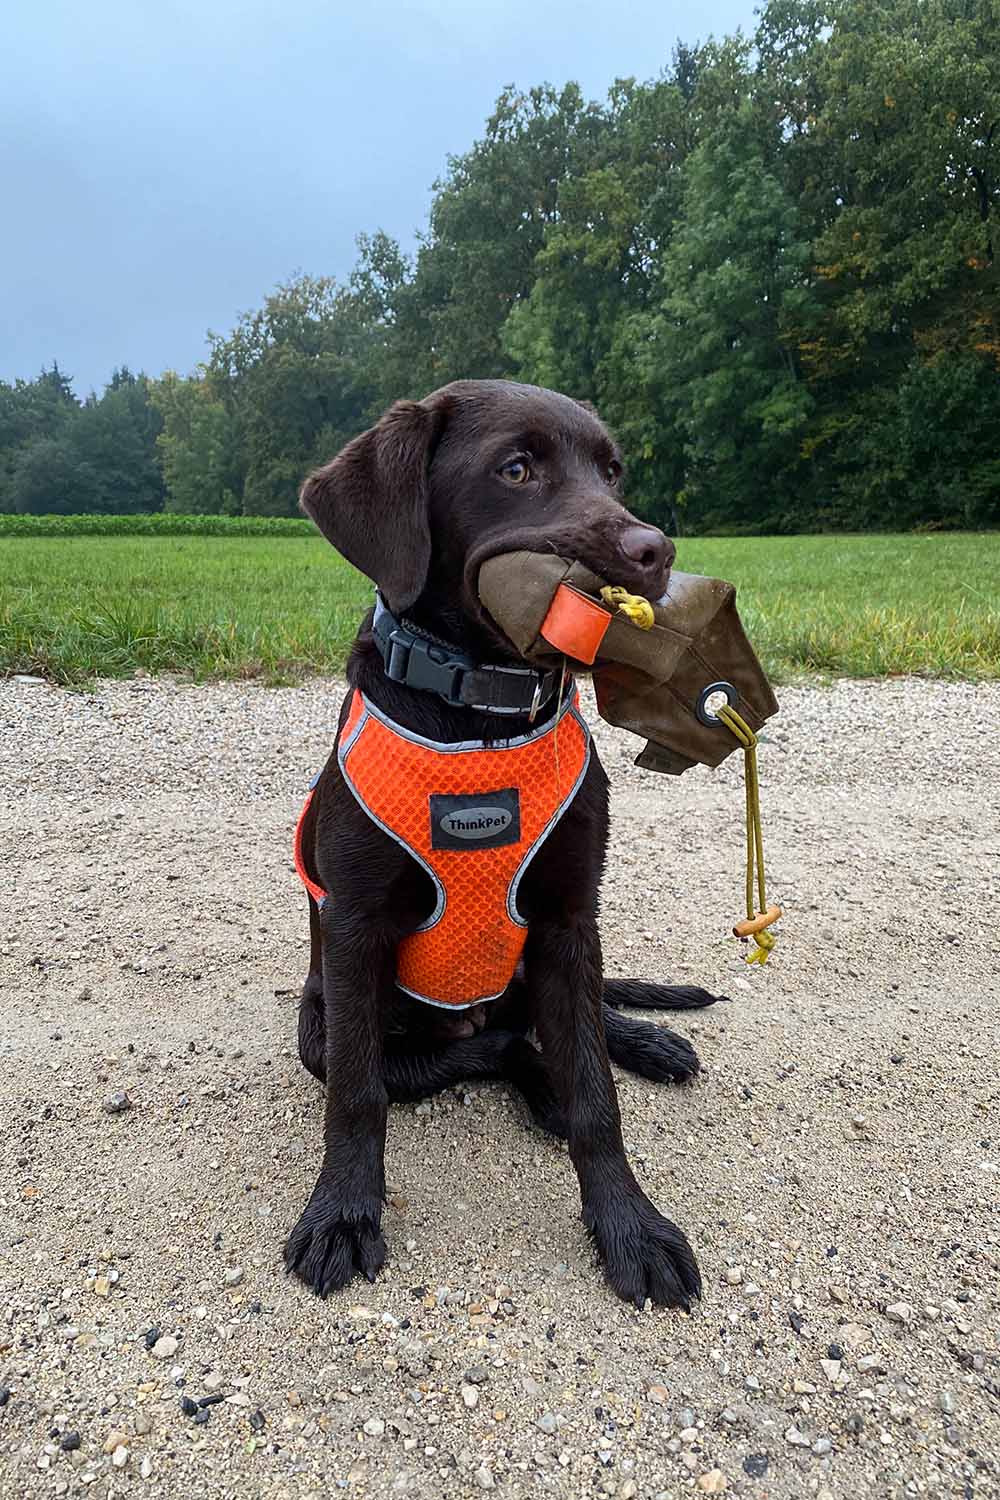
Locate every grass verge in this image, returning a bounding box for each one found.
[0,531,996,684]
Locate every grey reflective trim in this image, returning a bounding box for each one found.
[396,979,512,1010]
[359,687,577,754]
[337,703,446,934]
[506,706,592,927]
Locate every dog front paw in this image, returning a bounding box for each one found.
[284,1181,386,1296]
[585,1193,701,1310]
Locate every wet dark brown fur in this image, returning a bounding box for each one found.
[285,380,725,1309]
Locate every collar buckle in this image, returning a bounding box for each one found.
[373,594,560,717]
[385,628,466,706]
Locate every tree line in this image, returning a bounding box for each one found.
[2,0,997,534]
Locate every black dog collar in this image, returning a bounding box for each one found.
[371,595,561,718]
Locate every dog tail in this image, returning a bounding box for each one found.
[603,979,727,1011]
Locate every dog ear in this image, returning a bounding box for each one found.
[299,398,449,612]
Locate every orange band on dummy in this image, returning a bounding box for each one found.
[540,584,612,665]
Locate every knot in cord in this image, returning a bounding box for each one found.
[599,586,655,630]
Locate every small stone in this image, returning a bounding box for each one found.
[465,1366,490,1385]
[677,1407,696,1430]
[857,1354,884,1373]
[821,1359,842,1382]
[475,1465,495,1490]
[885,1301,913,1325]
[537,1412,557,1434]
[180,1396,198,1416]
[696,1473,728,1495]
[679,1428,698,1444]
[102,1091,132,1115]
[102,1431,128,1455]
[59,1432,81,1451]
[134,1414,151,1436]
[150,1335,178,1359]
[939,1390,956,1414]
[93,1276,111,1298]
[111,1445,129,1469]
[224,1267,244,1286]
[812,1437,832,1456]
[838,1323,870,1350]
[793,1379,817,1394]
[647,1384,669,1405]
[828,1285,848,1304]
[461,1385,479,1409]
[193,1408,210,1425]
[827,1343,844,1360]
[743,1454,768,1478]
[785,1424,810,1447]
[363,1418,385,1437]
[249,1411,266,1432]
[724,1266,744,1285]
[621,1483,638,1499]
[140,1457,153,1479]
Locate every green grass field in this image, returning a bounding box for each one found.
[1,530,997,684]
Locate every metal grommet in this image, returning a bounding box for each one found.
[696,680,738,727]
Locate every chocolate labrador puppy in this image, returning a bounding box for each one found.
[286,380,723,1309]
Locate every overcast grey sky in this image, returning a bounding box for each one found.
[3,0,757,395]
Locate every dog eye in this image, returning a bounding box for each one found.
[499,459,531,485]
[606,460,622,485]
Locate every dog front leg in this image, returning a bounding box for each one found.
[527,912,702,1310]
[284,906,393,1296]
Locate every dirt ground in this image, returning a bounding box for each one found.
[1,673,998,1500]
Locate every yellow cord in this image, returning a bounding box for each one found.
[716,704,781,965]
[600,586,655,630]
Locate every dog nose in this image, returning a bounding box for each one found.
[618,523,675,580]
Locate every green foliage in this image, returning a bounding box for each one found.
[640,98,818,531]
[1,0,998,532]
[151,373,240,514]
[0,365,165,516]
[0,512,313,536]
[204,273,380,516]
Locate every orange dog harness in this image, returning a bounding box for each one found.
[294,688,590,1008]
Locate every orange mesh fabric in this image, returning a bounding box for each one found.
[334,689,590,1008]
[293,789,326,905]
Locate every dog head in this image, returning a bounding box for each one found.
[300,379,674,653]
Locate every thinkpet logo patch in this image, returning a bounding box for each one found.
[429,788,521,850]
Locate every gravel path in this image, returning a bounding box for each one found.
[1,674,998,1500]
